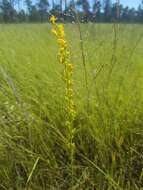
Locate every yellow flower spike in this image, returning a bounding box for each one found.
[67,64,74,72]
[51,29,58,36]
[50,16,76,174]
[58,24,65,37]
[50,15,56,25]
[58,39,67,46]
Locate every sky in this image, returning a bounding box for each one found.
[20,0,142,10]
[120,0,141,8]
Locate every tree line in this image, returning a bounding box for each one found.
[0,0,143,23]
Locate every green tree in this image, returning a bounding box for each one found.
[30,5,39,21]
[111,2,122,21]
[103,0,112,22]
[14,0,21,12]
[25,0,39,22]
[37,0,49,22]
[0,0,17,22]
[93,0,101,21]
[122,6,129,22]
[77,0,90,22]
[18,9,26,22]
[25,0,32,14]
[137,0,143,22]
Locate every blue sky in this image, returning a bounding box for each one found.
[120,0,141,8]
[22,0,142,10]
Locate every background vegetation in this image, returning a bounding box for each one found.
[0,22,143,189]
[0,0,143,23]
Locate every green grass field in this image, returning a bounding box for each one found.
[0,23,143,190]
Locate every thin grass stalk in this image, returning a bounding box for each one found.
[106,0,120,88]
[71,9,90,112]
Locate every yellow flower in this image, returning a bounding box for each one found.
[51,29,58,36]
[58,24,65,38]
[67,64,74,72]
[58,39,67,46]
[50,15,56,24]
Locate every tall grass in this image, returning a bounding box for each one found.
[0,23,143,189]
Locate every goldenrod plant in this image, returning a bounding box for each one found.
[50,15,76,176]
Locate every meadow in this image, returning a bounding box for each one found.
[0,23,143,190]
